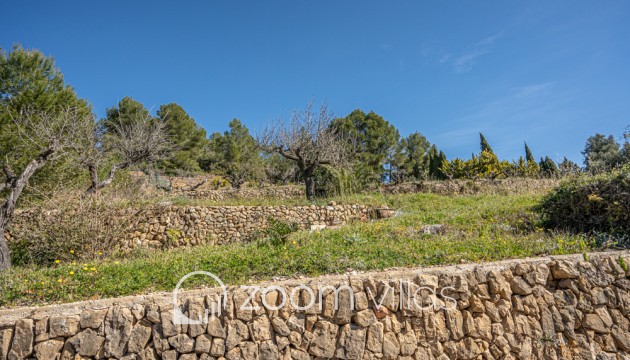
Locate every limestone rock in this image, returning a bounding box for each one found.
[127,321,152,354]
[0,328,13,360]
[8,319,34,360]
[206,316,226,338]
[551,260,579,279]
[104,307,135,358]
[68,328,105,357]
[80,309,108,330]
[49,316,80,338]
[168,334,195,353]
[194,334,212,354]
[210,338,225,357]
[308,320,338,358]
[33,339,64,360]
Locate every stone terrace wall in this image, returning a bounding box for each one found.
[380,178,559,196]
[172,187,304,201]
[1,251,630,359]
[141,173,305,200]
[6,204,383,250]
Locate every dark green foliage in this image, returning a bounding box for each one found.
[391,132,431,182]
[206,119,262,188]
[156,103,207,174]
[479,133,494,154]
[331,109,400,182]
[427,146,448,180]
[539,156,559,177]
[582,134,623,173]
[538,167,630,233]
[103,97,151,133]
[0,45,92,197]
[524,143,535,163]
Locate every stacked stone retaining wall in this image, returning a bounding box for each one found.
[6,204,384,250]
[1,251,630,359]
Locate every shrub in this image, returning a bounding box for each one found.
[254,218,299,246]
[7,181,149,266]
[538,166,630,234]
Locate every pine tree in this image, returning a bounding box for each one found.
[524,142,535,163]
[207,119,263,188]
[331,109,400,183]
[479,133,494,154]
[103,97,151,133]
[156,103,207,174]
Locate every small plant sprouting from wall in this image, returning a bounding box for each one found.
[619,256,628,272]
[166,228,182,247]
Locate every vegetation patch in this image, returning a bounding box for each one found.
[0,192,593,308]
[538,167,630,234]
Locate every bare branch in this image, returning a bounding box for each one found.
[85,111,171,194]
[1,107,94,270]
[258,101,346,199]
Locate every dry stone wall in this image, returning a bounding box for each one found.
[6,204,383,250]
[2,251,630,359]
[172,187,304,201]
[380,178,559,196]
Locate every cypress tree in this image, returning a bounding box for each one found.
[479,133,494,154]
[524,142,535,163]
[427,145,440,179]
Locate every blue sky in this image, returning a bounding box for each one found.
[2,1,629,163]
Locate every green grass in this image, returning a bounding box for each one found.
[0,192,594,308]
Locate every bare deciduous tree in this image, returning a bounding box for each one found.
[258,102,345,200]
[1,107,94,270]
[83,112,171,194]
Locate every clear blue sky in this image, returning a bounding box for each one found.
[2,1,629,163]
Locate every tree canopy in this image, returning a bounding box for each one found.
[331,109,399,182]
[207,119,262,188]
[156,103,207,174]
[582,134,622,173]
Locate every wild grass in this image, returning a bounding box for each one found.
[0,192,593,308]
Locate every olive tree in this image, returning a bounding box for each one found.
[83,111,171,194]
[259,102,345,200]
[1,108,93,270]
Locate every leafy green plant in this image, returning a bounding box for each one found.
[255,218,299,246]
[538,167,630,234]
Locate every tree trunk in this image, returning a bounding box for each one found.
[304,174,315,200]
[0,225,10,271]
[1,149,54,271]
[86,163,124,194]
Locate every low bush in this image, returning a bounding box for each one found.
[254,218,299,246]
[538,166,630,234]
[7,180,149,266]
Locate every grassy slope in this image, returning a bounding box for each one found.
[0,192,592,308]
